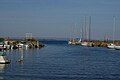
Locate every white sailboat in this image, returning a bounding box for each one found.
[68,23,81,45]
[81,16,92,46]
[107,16,116,49]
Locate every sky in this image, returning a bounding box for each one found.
[0,0,120,40]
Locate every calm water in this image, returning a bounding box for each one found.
[0,41,120,80]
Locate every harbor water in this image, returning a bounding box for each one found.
[0,40,120,80]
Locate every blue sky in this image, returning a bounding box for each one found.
[0,0,120,40]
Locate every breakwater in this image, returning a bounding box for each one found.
[69,39,120,47]
[0,37,44,50]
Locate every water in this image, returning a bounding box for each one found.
[0,40,120,80]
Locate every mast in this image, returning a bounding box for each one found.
[84,16,87,41]
[88,16,91,41]
[81,22,84,41]
[71,23,76,42]
[113,16,115,44]
[72,23,76,39]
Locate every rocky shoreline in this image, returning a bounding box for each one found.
[0,37,44,50]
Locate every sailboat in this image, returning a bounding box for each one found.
[107,16,116,49]
[81,16,92,47]
[68,23,81,45]
[68,25,76,45]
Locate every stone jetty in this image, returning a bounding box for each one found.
[0,37,44,50]
[68,38,120,47]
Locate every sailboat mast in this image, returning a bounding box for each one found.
[113,16,115,44]
[73,23,76,39]
[81,22,84,41]
[88,16,91,41]
[84,16,87,41]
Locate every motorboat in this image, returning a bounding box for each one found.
[115,45,120,50]
[107,43,116,49]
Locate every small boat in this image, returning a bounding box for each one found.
[107,43,116,49]
[115,46,120,50]
[68,38,81,45]
[68,41,76,45]
[76,39,82,44]
[68,40,72,44]
[81,42,88,46]
[0,51,10,64]
[68,39,76,45]
[18,43,24,48]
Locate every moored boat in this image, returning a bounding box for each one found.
[0,51,10,64]
[68,38,81,45]
[81,42,88,46]
[68,40,76,45]
[107,17,116,49]
[107,43,116,49]
[115,45,120,50]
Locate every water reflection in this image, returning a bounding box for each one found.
[18,49,24,63]
[0,64,6,80]
[0,64,5,73]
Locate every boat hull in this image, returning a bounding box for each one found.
[0,56,10,64]
[107,45,115,49]
[115,46,120,50]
